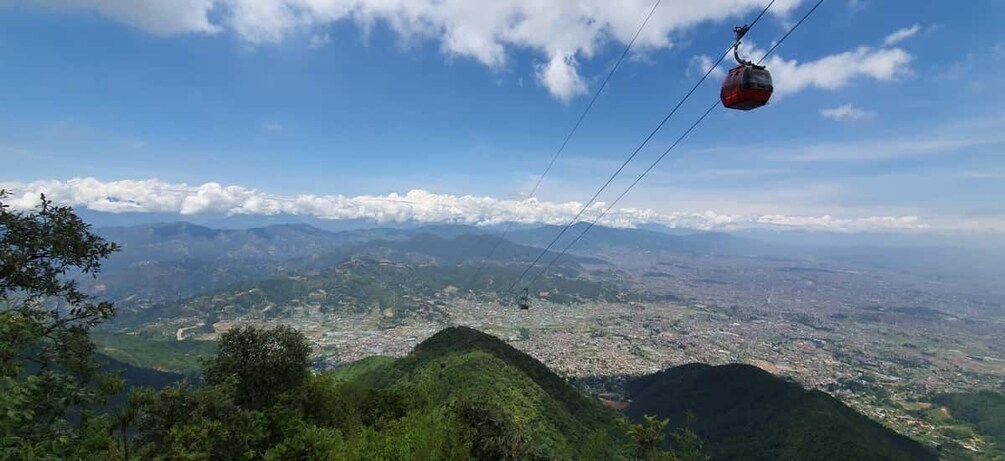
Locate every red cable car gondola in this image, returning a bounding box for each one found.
[721,25,773,111]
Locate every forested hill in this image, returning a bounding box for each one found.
[331,326,634,459]
[327,327,938,460]
[625,363,938,461]
[931,390,1005,456]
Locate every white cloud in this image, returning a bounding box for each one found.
[764,46,912,98]
[225,0,303,44]
[929,214,1005,235]
[21,0,805,100]
[687,54,726,79]
[261,121,283,131]
[16,3,923,101]
[536,54,587,102]
[34,0,220,36]
[883,24,920,46]
[0,177,940,233]
[755,214,924,232]
[309,32,331,49]
[819,104,874,121]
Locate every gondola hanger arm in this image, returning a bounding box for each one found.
[731,24,763,68]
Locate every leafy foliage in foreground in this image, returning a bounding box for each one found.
[204,324,311,410]
[125,325,705,460]
[0,191,122,458]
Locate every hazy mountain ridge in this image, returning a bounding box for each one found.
[89,221,780,303]
[96,220,1005,282]
[120,257,628,331]
[505,222,770,257]
[344,233,604,267]
[507,223,1005,283]
[92,221,1005,326]
[93,224,612,310]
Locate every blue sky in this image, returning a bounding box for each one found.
[1,0,1003,233]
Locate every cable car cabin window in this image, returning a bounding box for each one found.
[743,67,772,89]
[727,68,743,89]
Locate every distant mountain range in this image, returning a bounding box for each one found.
[91,222,609,304]
[80,209,1003,248]
[505,222,771,257]
[93,221,1005,301]
[124,256,626,328]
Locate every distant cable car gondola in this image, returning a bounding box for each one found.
[721,25,773,111]
[518,288,530,310]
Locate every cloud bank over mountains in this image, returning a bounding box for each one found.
[1,177,936,233]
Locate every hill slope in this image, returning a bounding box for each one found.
[625,363,937,461]
[108,325,946,459]
[333,326,633,459]
[929,390,1005,457]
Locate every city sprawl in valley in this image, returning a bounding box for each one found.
[92,222,1005,457]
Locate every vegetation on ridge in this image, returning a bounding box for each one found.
[625,363,938,461]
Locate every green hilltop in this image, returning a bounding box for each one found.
[328,325,635,459]
[625,363,938,461]
[925,390,1005,459]
[333,327,939,460]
